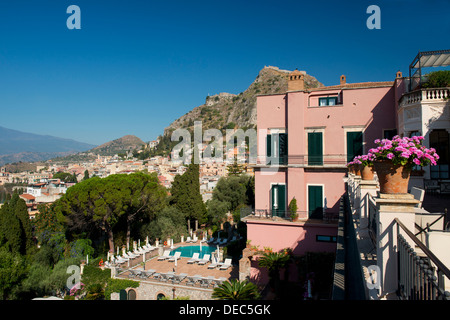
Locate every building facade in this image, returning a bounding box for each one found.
[248,70,399,254]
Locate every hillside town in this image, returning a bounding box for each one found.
[0,141,254,218]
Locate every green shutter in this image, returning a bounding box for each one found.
[279,133,288,165]
[347,131,363,163]
[308,185,323,219]
[308,132,323,165]
[119,289,127,300]
[271,184,286,217]
[266,134,272,157]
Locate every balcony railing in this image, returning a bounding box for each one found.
[240,208,339,223]
[255,154,348,167]
[343,174,450,300]
[399,87,450,108]
[396,218,450,300]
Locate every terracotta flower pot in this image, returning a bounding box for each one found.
[373,160,411,194]
[354,164,363,176]
[361,166,375,180]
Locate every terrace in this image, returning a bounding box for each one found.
[333,172,450,300]
[108,242,239,300]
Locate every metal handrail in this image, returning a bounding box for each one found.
[395,218,450,280]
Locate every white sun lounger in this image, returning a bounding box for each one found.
[168,251,181,262]
[157,250,171,261]
[207,257,219,269]
[187,252,200,264]
[218,258,232,270]
[198,254,210,265]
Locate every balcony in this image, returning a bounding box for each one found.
[254,154,348,169]
[399,87,450,108]
[240,208,339,224]
[333,173,450,300]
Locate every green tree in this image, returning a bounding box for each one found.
[422,70,450,88]
[54,172,167,253]
[0,247,29,299]
[258,251,291,298]
[121,172,167,245]
[0,193,33,255]
[227,158,245,176]
[52,172,77,183]
[144,206,187,243]
[169,161,206,224]
[212,279,260,300]
[83,170,90,181]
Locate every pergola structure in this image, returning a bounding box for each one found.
[409,49,450,90]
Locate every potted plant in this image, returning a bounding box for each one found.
[368,136,439,194]
[289,197,299,221]
[351,154,375,180]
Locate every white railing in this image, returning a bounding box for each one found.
[399,88,450,107]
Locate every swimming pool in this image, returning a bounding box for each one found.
[169,245,217,258]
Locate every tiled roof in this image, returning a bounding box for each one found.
[20,194,35,200]
[308,81,394,91]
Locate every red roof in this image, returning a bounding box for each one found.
[20,194,35,200]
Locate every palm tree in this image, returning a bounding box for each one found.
[258,251,291,298]
[212,279,260,300]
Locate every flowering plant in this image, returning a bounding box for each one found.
[368,136,439,168]
[348,153,376,167]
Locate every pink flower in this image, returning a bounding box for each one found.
[387,153,395,159]
[413,158,421,165]
[401,151,411,158]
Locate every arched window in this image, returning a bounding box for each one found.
[128,289,137,300]
[156,293,166,300]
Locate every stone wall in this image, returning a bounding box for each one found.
[111,279,214,300]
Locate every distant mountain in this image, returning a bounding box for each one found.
[163,66,323,136]
[0,126,96,165]
[149,66,323,156]
[89,135,145,156]
[49,135,146,163]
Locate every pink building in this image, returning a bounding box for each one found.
[246,70,400,255]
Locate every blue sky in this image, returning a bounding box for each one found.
[0,0,449,145]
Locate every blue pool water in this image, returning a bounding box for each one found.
[169,245,217,258]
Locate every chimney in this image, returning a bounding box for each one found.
[288,69,304,91]
[340,75,346,85]
[396,71,402,78]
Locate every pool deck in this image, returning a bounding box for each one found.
[114,242,238,283]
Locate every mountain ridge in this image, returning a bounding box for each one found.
[162,66,323,137]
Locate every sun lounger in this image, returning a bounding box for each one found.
[127,269,141,278]
[207,237,216,244]
[117,255,129,262]
[172,273,188,284]
[186,237,192,243]
[157,250,171,261]
[187,252,200,264]
[214,277,227,287]
[168,251,181,262]
[126,251,138,258]
[200,276,215,287]
[140,270,155,278]
[198,254,210,265]
[218,258,232,270]
[160,272,175,282]
[207,257,219,269]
